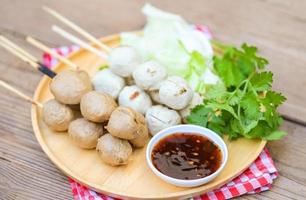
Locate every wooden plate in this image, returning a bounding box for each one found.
[31,34,266,199]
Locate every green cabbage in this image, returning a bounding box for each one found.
[121,3,219,94]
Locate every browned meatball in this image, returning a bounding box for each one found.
[129,130,149,148]
[42,99,74,132]
[68,118,103,149]
[106,106,148,140]
[80,91,117,123]
[50,70,92,105]
[96,133,132,166]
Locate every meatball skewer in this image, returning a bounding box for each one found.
[0,80,74,132]
[25,36,93,105]
[0,36,93,105]
[46,8,142,78]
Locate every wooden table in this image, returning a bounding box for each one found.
[0,0,305,199]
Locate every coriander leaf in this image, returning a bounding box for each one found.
[229,118,242,139]
[207,113,226,135]
[265,91,286,107]
[186,105,211,127]
[214,56,245,87]
[245,120,273,139]
[206,102,238,119]
[187,42,287,141]
[250,72,273,91]
[263,130,287,140]
[205,83,227,100]
[259,94,284,127]
[228,89,243,106]
[241,43,269,69]
[241,92,260,120]
[237,53,256,76]
[241,118,258,134]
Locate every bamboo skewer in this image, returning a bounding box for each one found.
[0,80,43,108]
[0,35,38,62]
[0,36,57,78]
[52,25,108,59]
[26,36,79,70]
[43,6,111,53]
[0,39,39,69]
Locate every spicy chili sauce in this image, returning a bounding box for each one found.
[151,133,222,180]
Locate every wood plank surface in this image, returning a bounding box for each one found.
[0,0,305,199]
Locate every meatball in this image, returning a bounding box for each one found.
[91,69,125,99]
[129,129,149,148]
[68,118,103,149]
[96,133,132,166]
[149,90,163,105]
[132,60,167,90]
[159,76,193,110]
[80,91,117,123]
[108,46,142,77]
[145,105,181,135]
[106,106,148,140]
[42,99,74,132]
[50,70,93,105]
[118,85,152,114]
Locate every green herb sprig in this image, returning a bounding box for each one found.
[187,43,287,140]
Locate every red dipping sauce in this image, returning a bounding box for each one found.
[151,133,222,180]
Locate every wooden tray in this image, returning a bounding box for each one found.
[31,34,266,200]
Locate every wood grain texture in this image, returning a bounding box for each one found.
[0,0,305,199]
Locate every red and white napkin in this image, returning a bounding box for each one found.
[42,26,278,200]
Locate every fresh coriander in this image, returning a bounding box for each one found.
[187,43,287,140]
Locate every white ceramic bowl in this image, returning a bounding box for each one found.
[146,125,228,187]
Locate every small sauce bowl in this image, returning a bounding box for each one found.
[146,125,228,187]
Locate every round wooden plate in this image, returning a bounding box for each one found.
[31,34,266,200]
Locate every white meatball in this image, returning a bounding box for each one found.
[109,46,142,77]
[146,105,181,136]
[159,76,193,110]
[149,90,163,105]
[91,69,125,98]
[118,85,152,114]
[132,60,167,90]
[179,92,204,123]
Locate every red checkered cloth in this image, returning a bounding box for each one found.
[42,25,278,200]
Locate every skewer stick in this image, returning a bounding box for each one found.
[52,25,108,59]
[0,36,57,78]
[0,39,39,69]
[43,6,111,53]
[0,36,39,62]
[26,36,79,70]
[0,80,43,108]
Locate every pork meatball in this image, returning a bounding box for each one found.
[91,69,125,99]
[129,129,149,148]
[50,70,93,105]
[68,118,103,149]
[118,85,152,114]
[42,99,74,132]
[106,106,148,140]
[159,76,193,110]
[149,90,163,105]
[145,105,181,135]
[80,91,117,123]
[132,60,167,90]
[96,133,132,166]
[108,46,142,77]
